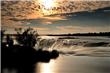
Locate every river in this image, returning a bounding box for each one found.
[2,36,110,73]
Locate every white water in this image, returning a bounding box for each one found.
[36,36,110,57]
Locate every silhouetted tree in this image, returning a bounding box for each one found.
[6,35,13,47]
[1,29,5,43]
[15,27,39,47]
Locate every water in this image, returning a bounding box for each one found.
[35,56,110,73]
[35,36,110,73]
[37,36,110,57]
[2,36,110,73]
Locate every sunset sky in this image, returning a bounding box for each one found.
[1,0,110,34]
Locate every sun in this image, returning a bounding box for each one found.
[34,0,58,15]
[42,0,55,9]
[39,0,56,9]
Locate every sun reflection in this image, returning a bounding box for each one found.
[36,60,56,73]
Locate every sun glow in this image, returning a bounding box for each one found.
[40,0,56,9]
[34,0,59,15]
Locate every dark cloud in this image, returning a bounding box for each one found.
[1,1,41,19]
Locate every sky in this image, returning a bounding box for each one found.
[1,0,110,34]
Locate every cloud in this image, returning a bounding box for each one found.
[2,16,23,27]
[40,20,52,25]
[36,0,110,15]
[1,1,42,19]
[38,15,67,24]
[1,0,110,34]
[33,27,49,31]
[26,27,50,34]
[19,15,67,25]
[42,16,67,21]
[2,1,110,18]
[56,26,110,33]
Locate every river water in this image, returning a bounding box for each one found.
[2,36,110,73]
[35,56,110,73]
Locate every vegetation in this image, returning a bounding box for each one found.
[1,28,59,72]
[48,32,110,36]
[1,29,5,42]
[15,27,39,47]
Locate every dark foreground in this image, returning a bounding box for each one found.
[1,43,59,73]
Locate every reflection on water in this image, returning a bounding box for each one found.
[2,55,110,73]
[35,56,110,73]
[36,60,55,73]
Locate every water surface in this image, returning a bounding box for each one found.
[35,56,110,73]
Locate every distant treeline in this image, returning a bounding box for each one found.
[3,32,110,36]
[47,32,110,36]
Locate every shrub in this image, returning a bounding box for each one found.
[1,29,5,43]
[15,27,39,47]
